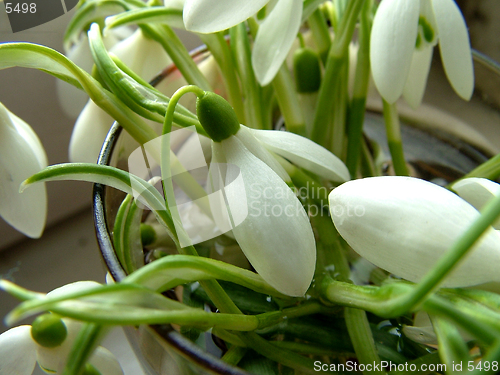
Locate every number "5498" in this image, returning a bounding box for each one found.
[5,3,37,13]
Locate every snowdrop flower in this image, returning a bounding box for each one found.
[370,0,474,108]
[0,102,47,238]
[0,282,122,375]
[196,92,349,296]
[329,176,500,288]
[69,28,173,163]
[183,0,302,85]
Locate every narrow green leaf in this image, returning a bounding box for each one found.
[104,6,184,31]
[6,283,190,324]
[431,315,471,374]
[124,254,288,298]
[22,163,176,240]
[63,0,145,49]
[0,43,85,89]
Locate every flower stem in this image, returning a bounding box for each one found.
[307,7,331,63]
[344,308,385,375]
[272,64,307,135]
[311,0,365,148]
[451,152,500,188]
[313,215,382,371]
[221,345,247,366]
[382,100,409,176]
[345,0,372,177]
[199,32,245,123]
[230,23,267,130]
[140,24,211,91]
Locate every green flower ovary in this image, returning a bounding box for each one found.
[30,313,67,348]
[196,92,240,142]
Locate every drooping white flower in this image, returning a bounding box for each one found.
[0,282,123,375]
[183,0,302,85]
[192,92,350,296]
[370,0,474,108]
[453,177,500,229]
[0,102,48,238]
[329,176,500,287]
[69,28,173,163]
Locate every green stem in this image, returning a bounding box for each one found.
[450,152,500,188]
[307,7,331,63]
[230,23,266,129]
[238,332,320,373]
[256,302,326,329]
[311,0,365,147]
[62,324,105,375]
[345,308,384,375]
[221,345,247,366]
[382,100,409,176]
[313,215,382,371]
[140,24,211,91]
[199,32,245,123]
[430,314,471,370]
[345,0,372,177]
[328,56,348,156]
[272,64,306,135]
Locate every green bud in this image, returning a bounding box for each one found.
[196,92,240,142]
[293,48,322,93]
[140,223,156,246]
[31,314,67,348]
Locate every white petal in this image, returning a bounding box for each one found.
[252,0,303,85]
[110,29,172,82]
[431,0,474,100]
[89,347,123,375]
[370,0,420,103]
[234,126,290,182]
[69,100,115,163]
[403,45,434,109]
[183,0,269,33]
[0,103,47,238]
[453,178,500,229]
[249,127,350,182]
[329,176,500,287]
[219,136,316,296]
[0,326,37,375]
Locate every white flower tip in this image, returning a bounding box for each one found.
[18,180,29,193]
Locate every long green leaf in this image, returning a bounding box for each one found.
[124,254,287,298]
[6,283,189,324]
[0,43,85,89]
[22,163,177,239]
[0,42,160,146]
[104,6,184,30]
[63,0,145,48]
[6,282,260,330]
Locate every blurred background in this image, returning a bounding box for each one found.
[0,0,499,374]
